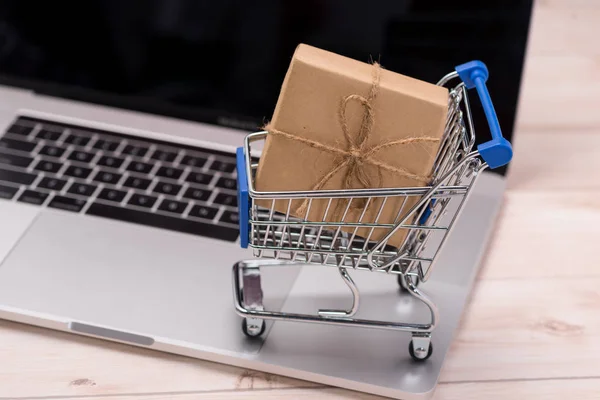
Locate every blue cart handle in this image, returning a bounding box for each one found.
[455,61,513,169]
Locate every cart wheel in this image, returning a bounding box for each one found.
[398,275,420,291]
[409,339,433,361]
[242,318,265,338]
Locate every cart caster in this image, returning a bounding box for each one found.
[398,275,420,292]
[409,336,433,361]
[242,318,266,338]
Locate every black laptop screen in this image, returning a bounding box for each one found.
[0,0,532,174]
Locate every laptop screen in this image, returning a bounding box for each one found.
[0,1,532,174]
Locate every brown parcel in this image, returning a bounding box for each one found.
[255,44,448,248]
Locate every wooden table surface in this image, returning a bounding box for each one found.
[3,1,599,399]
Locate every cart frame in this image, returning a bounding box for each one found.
[232,61,512,361]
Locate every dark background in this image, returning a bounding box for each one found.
[0,0,533,175]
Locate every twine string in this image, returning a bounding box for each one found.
[264,62,440,216]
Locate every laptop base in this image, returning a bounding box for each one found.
[0,171,504,400]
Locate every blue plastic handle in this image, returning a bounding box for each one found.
[455,60,513,169]
[236,146,250,248]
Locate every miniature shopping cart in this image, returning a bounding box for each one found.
[232,61,512,361]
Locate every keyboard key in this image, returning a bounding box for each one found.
[153,181,182,196]
[213,192,237,207]
[93,170,122,185]
[158,199,187,215]
[67,182,97,197]
[156,166,183,180]
[126,161,154,174]
[48,195,87,212]
[63,165,93,179]
[209,159,236,173]
[68,150,95,164]
[64,133,91,147]
[0,151,33,168]
[151,149,177,162]
[36,129,62,141]
[220,210,239,225]
[0,137,36,153]
[17,189,49,205]
[122,144,148,157]
[128,193,157,209]
[215,177,236,191]
[86,202,239,241]
[0,184,18,199]
[34,159,62,173]
[38,145,66,158]
[0,167,36,185]
[7,124,33,136]
[123,176,152,190]
[38,177,67,191]
[97,188,127,203]
[182,187,210,201]
[189,204,218,220]
[93,139,120,152]
[97,155,124,169]
[181,155,207,168]
[186,171,213,186]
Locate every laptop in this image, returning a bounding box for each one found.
[0,1,533,399]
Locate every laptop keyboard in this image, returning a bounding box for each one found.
[0,116,240,241]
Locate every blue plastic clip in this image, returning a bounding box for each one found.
[236,147,249,248]
[455,60,513,169]
[418,199,435,226]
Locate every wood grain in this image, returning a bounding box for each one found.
[17,378,600,400]
[517,56,600,130]
[527,0,600,57]
[507,132,600,191]
[435,378,600,400]
[0,320,317,398]
[479,191,600,279]
[440,277,600,382]
[516,0,600,130]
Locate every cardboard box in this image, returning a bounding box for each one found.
[255,44,448,248]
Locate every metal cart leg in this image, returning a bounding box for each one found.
[233,261,438,361]
[398,273,420,292]
[234,259,297,337]
[237,262,266,337]
[400,274,435,361]
[318,267,360,318]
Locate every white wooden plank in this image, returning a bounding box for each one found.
[507,132,600,191]
[0,320,316,398]
[512,0,600,129]
[44,378,600,400]
[479,191,600,279]
[439,277,600,382]
[517,56,600,129]
[528,0,600,57]
[435,378,600,400]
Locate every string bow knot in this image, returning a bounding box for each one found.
[265,62,440,216]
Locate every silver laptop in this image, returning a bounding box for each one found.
[0,2,533,399]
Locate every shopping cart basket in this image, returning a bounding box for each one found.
[233,61,512,361]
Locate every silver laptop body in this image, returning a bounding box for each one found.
[0,84,507,399]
